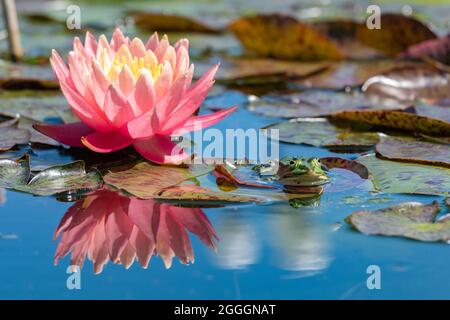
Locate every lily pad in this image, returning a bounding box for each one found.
[0,155,103,196]
[414,101,450,123]
[229,14,343,61]
[356,14,437,56]
[376,136,450,168]
[131,11,221,33]
[0,61,58,90]
[264,118,379,148]
[248,91,375,118]
[362,65,450,102]
[331,110,450,136]
[0,126,30,151]
[103,161,213,199]
[401,34,450,65]
[345,201,450,242]
[320,157,369,179]
[357,154,450,196]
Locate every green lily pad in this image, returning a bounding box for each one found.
[0,155,103,196]
[357,154,450,196]
[376,136,450,168]
[345,201,450,242]
[332,109,450,136]
[264,118,379,148]
[248,91,374,118]
[103,161,213,199]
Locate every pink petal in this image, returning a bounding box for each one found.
[81,131,132,153]
[90,60,109,108]
[33,122,93,147]
[164,64,218,130]
[154,34,170,62]
[110,28,129,52]
[128,68,155,116]
[118,65,136,96]
[60,82,113,132]
[133,135,189,165]
[103,85,136,128]
[50,49,69,82]
[169,106,237,135]
[105,207,133,263]
[84,31,98,57]
[119,108,157,139]
[154,61,173,103]
[174,38,189,52]
[145,32,159,51]
[129,37,146,57]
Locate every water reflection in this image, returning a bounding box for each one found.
[0,189,6,206]
[54,190,218,274]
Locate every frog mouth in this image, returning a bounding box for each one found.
[278,172,330,187]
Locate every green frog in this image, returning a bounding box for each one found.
[277,157,329,188]
[253,156,329,194]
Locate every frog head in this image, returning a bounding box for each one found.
[277,157,329,187]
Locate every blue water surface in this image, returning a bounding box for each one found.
[0,91,448,300]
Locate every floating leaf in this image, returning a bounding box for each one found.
[401,34,450,65]
[248,91,375,118]
[0,155,102,196]
[0,61,58,90]
[345,201,450,242]
[376,136,450,168]
[362,65,450,102]
[264,118,379,148]
[213,164,276,189]
[320,157,369,179]
[103,161,213,199]
[158,184,259,203]
[131,11,220,33]
[0,90,69,122]
[414,101,450,123]
[331,110,450,136]
[18,117,59,146]
[0,126,30,151]
[229,14,343,60]
[294,59,419,90]
[357,154,450,196]
[356,14,436,56]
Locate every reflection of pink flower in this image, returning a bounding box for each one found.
[35,29,236,164]
[54,190,218,274]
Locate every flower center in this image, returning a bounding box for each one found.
[99,48,162,84]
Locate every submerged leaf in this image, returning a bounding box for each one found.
[356,14,436,56]
[376,136,450,168]
[0,155,102,196]
[345,201,450,242]
[229,14,343,61]
[357,154,450,196]
[331,109,450,136]
[264,118,379,148]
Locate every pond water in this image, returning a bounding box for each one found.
[0,91,447,300]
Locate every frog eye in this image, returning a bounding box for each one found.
[289,160,295,165]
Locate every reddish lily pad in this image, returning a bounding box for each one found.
[0,155,102,196]
[356,14,437,56]
[357,154,450,196]
[229,14,343,61]
[376,136,450,168]
[264,118,379,148]
[319,157,369,179]
[331,110,450,136]
[401,34,450,65]
[345,201,450,242]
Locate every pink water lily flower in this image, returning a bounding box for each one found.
[34,29,236,164]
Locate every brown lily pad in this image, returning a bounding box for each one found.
[0,126,30,151]
[375,136,450,168]
[229,14,343,61]
[319,157,369,179]
[356,14,437,56]
[331,110,450,136]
